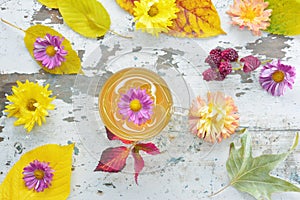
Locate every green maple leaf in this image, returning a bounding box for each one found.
[223,132,300,200]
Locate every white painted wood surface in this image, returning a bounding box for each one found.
[0,0,299,199]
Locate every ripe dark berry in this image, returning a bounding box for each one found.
[209,48,222,56]
[219,61,232,76]
[205,54,222,68]
[221,48,239,62]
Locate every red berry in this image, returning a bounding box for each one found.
[219,61,232,76]
[209,48,222,56]
[202,68,218,81]
[221,48,239,62]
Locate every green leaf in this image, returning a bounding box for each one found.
[266,0,300,35]
[58,0,111,38]
[226,133,300,200]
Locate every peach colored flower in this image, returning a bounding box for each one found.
[226,0,272,36]
[188,92,239,143]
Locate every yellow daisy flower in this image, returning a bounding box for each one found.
[5,80,55,132]
[133,0,179,36]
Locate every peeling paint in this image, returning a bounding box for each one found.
[246,35,292,59]
[63,116,76,122]
[31,5,63,24]
[0,72,76,104]
[236,92,245,97]
[231,70,253,83]
[96,44,121,70]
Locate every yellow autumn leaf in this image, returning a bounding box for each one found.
[37,0,59,8]
[24,24,82,74]
[58,0,111,38]
[115,0,225,38]
[0,144,74,200]
[168,0,225,38]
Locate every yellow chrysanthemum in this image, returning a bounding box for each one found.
[133,0,179,36]
[5,80,55,132]
[226,0,272,36]
[189,92,239,143]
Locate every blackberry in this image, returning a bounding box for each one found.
[202,68,217,81]
[219,61,232,76]
[209,48,222,56]
[205,54,222,68]
[221,48,239,62]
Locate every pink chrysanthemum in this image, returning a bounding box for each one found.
[118,88,154,125]
[23,160,54,192]
[34,34,68,69]
[189,92,239,143]
[259,60,296,96]
[226,0,272,36]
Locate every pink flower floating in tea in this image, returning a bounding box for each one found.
[189,92,239,143]
[23,160,54,192]
[34,33,68,69]
[118,87,154,125]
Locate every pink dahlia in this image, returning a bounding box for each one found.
[118,88,154,125]
[259,60,296,96]
[23,160,54,192]
[226,0,272,36]
[34,34,68,69]
[189,92,239,143]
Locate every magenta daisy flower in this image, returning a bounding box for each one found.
[23,160,54,192]
[259,60,296,96]
[34,34,68,69]
[118,88,154,125]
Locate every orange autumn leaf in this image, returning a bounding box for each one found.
[168,0,226,38]
[115,0,136,15]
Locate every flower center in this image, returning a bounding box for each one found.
[46,45,57,57]
[34,169,45,180]
[27,98,37,111]
[242,9,257,21]
[272,70,285,83]
[148,4,159,17]
[130,99,142,111]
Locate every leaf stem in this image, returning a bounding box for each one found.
[109,29,132,39]
[232,66,243,71]
[261,59,272,65]
[208,184,231,198]
[1,18,25,32]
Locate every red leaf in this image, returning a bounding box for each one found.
[105,127,133,144]
[94,146,130,173]
[135,143,160,155]
[132,148,144,184]
[240,55,261,73]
